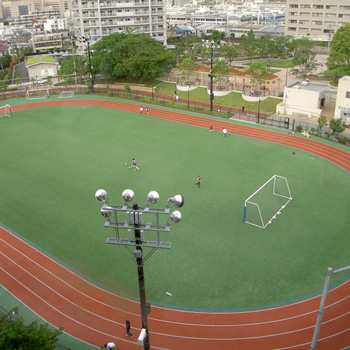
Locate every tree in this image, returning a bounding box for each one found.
[289,38,319,78]
[240,30,257,62]
[221,45,239,66]
[0,307,63,350]
[248,62,268,90]
[318,115,328,132]
[327,23,350,76]
[179,57,196,83]
[329,118,346,139]
[92,33,175,81]
[2,54,12,69]
[58,55,87,81]
[210,30,225,42]
[213,60,229,87]
[274,36,292,58]
[257,35,275,60]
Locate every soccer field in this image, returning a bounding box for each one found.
[0,101,349,310]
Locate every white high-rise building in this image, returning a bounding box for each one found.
[72,0,167,44]
[285,0,350,43]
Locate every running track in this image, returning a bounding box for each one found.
[0,100,349,350]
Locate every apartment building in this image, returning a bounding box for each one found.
[32,32,63,52]
[1,0,71,19]
[11,9,61,28]
[285,0,350,42]
[72,0,167,44]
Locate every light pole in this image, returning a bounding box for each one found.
[82,37,94,94]
[187,85,190,108]
[204,40,220,112]
[210,43,214,112]
[257,98,261,124]
[95,189,184,350]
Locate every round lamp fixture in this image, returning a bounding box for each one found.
[122,189,135,203]
[169,210,182,224]
[146,191,160,205]
[168,195,184,208]
[95,189,108,202]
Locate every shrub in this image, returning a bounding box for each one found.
[295,125,303,133]
[124,84,131,93]
[338,136,349,145]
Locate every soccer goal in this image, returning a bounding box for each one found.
[26,88,49,100]
[0,104,13,118]
[243,175,292,229]
[58,90,75,99]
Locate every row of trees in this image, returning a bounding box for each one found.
[56,24,350,85]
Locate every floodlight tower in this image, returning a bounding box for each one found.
[81,37,94,94]
[95,189,184,350]
[203,40,220,112]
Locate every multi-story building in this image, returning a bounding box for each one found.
[72,0,167,44]
[285,0,350,43]
[1,0,72,20]
[11,9,61,28]
[32,32,63,52]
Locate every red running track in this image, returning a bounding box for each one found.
[0,100,349,350]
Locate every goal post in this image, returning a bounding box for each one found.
[0,104,13,118]
[26,88,49,100]
[58,90,75,99]
[244,175,292,229]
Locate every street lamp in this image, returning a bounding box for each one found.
[203,40,220,112]
[257,99,261,124]
[95,189,184,350]
[187,85,190,108]
[81,37,94,94]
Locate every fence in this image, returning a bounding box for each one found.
[1,84,349,143]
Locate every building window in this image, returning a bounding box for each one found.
[346,92,350,98]
[313,5,323,9]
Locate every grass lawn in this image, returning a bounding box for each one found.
[156,82,282,114]
[0,101,349,311]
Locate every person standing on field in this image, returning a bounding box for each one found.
[223,127,227,137]
[195,175,201,188]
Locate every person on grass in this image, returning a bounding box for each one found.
[129,158,140,171]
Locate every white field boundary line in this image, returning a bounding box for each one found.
[0,265,135,347]
[0,226,348,323]
[0,236,141,316]
[0,236,319,327]
[1,249,350,341]
[0,283,99,350]
[2,256,349,346]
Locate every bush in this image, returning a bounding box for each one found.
[295,125,303,133]
[338,136,349,145]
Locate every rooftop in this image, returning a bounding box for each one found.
[288,80,328,92]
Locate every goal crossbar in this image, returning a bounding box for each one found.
[26,88,49,100]
[243,175,292,229]
[58,91,75,98]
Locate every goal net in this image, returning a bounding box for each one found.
[58,91,75,99]
[26,88,49,100]
[243,175,292,229]
[0,104,13,118]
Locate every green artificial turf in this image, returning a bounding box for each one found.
[0,102,349,311]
